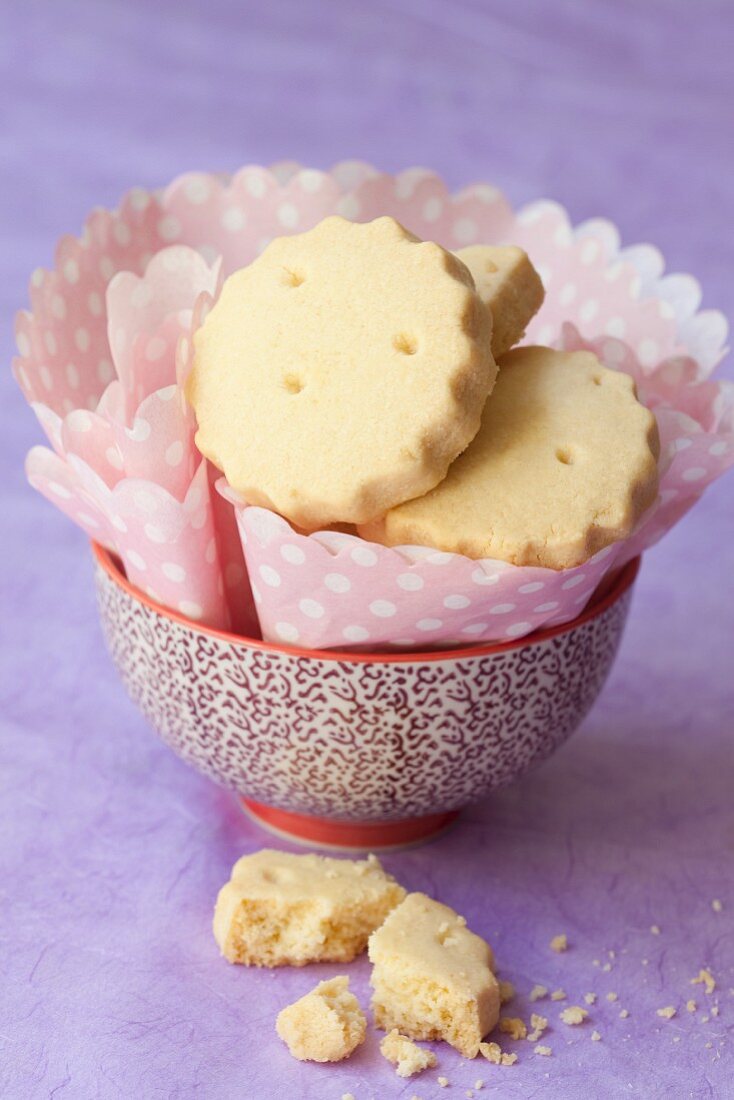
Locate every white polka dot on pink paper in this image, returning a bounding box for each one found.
[179,600,203,620]
[222,207,245,232]
[324,573,350,593]
[275,621,299,642]
[681,466,707,482]
[397,573,423,591]
[343,625,369,642]
[259,564,281,587]
[453,217,477,245]
[370,600,397,618]
[281,544,306,565]
[423,197,443,222]
[338,195,360,220]
[299,598,325,619]
[351,546,377,567]
[444,594,470,610]
[472,568,500,586]
[162,562,186,582]
[506,621,533,638]
[144,524,167,544]
[416,618,442,632]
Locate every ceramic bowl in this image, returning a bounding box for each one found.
[94,543,639,849]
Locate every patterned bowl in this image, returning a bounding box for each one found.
[94,543,639,849]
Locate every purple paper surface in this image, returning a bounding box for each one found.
[1,2,733,1098]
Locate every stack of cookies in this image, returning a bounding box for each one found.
[186,215,659,573]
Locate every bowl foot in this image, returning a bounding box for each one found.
[240,798,459,851]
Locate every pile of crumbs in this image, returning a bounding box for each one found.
[345,950,725,1090]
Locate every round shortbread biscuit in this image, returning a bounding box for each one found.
[360,346,660,569]
[186,216,496,529]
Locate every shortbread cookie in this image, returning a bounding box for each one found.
[380,1030,438,1077]
[361,347,659,570]
[187,215,496,529]
[369,892,500,1058]
[276,976,366,1062]
[455,245,545,357]
[213,849,405,967]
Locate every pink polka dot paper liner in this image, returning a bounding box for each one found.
[19,243,248,630]
[223,490,621,650]
[14,161,733,646]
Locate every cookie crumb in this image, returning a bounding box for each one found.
[711,1005,719,1018]
[529,985,548,1002]
[607,949,616,959]
[560,1006,588,1026]
[691,968,716,995]
[478,1042,500,1065]
[380,1030,437,1078]
[584,993,597,1005]
[657,1006,676,1019]
[499,1017,527,1040]
[701,1014,710,1023]
[474,1082,484,1092]
[498,980,515,1005]
[530,1013,548,1033]
[650,925,661,935]
[342,1094,356,1100]
[501,1053,518,1066]
[672,1036,681,1043]
[437,1078,450,1088]
[705,1041,713,1049]
[534,1045,552,1056]
[550,934,568,953]
[606,992,618,1002]
[592,959,601,967]
[601,962,612,973]
[712,899,723,913]
[466,1092,474,1099]
[550,989,567,1002]
[686,1000,697,1013]
[619,1009,630,1019]
[642,958,649,966]
[591,1030,601,1042]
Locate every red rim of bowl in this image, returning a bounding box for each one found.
[93,541,640,665]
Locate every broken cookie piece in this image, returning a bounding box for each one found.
[380,1030,437,1077]
[214,849,405,966]
[454,244,545,358]
[369,892,500,1058]
[276,976,366,1062]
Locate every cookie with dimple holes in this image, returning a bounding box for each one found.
[455,245,545,358]
[360,346,660,570]
[187,215,496,529]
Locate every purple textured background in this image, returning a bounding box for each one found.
[2,2,733,1097]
